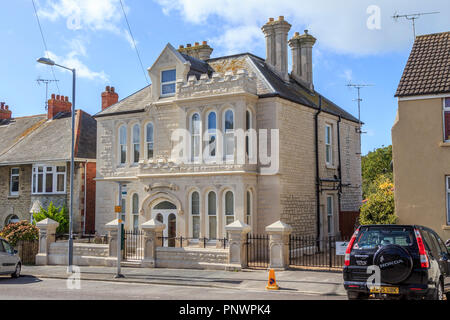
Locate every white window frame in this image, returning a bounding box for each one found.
[327,195,334,235]
[132,193,139,230]
[10,167,20,196]
[206,111,217,161]
[190,191,201,239]
[145,122,154,160]
[190,113,202,163]
[160,68,176,97]
[224,190,235,233]
[132,124,140,164]
[325,124,333,165]
[32,164,67,195]
[223,109,235,162]
[442,98,450,142]
[446,177,450,225]
[206,191,218,240]
[119,125,127,165]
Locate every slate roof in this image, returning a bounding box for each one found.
[95,49,359,123]
[0,110,96,165]
[395,31,450,97]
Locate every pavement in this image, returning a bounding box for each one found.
[20,265,346,297]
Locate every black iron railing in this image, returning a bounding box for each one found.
[123,229,144,261]
[289,235,349,270]
[246,234,270,269]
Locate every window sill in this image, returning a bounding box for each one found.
[32,193,67,196]
[442,225,450,231]
[439,142,450,147]
[7,195,19,199]
[326,163,337,170]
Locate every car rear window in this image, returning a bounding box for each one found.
[353,227,416,250]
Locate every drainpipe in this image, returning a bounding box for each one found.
[337,116,342,236]
[314,96,322,240]
[83,160,87,235]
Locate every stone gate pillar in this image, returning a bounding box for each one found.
[265,220,293,270]
[35,218,59,266]
[105,219,119,258]
[225,220,251,271]
[141,218,165,268]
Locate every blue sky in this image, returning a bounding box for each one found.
[0,0,449,155]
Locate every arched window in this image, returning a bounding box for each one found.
[132,124,140,164]
[146,123,154,159]
[224,191,234,226]
[5,214,19,226]
[246,190,252,226]
[246,110,252,158]
[207,191,217,239]
[119,125,127,164]
[207,112,217,159]
[190,113,201,162]
[132,194,139,230]
[224,110,234,160]
[191,191,200,239]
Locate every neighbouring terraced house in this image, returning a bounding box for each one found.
[0,95,97,234]
[94,16,362,243]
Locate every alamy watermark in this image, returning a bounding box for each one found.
[367,5,381,30]
[170,128,279,175]
[66,265,81,290]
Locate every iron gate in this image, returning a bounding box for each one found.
[289,235,349,270]
[123,229,144,261]
[246,234,270,269]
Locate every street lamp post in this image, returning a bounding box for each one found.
[37,57,76,273]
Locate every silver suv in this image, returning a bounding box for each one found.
[0,238,21,278]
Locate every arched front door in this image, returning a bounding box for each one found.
[151,201,177,247]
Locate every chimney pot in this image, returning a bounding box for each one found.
[195,42,199,46]
[47,93,72,119]
[187,43,191,47]
[202,41,207,45]
[51,94,55,99]
[5,105,8,110]
[278,16,284,21]
[269,17,274,22]
[179,45,184,49]
[101,85,119,111]
[294,32,299,37]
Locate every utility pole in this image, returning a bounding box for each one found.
[37,77,59,110]
[392,11,440,38]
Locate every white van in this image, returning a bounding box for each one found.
[0,238,21,278]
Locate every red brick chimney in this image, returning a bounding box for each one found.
[0,102,12,120]
[48,94,72,119]
[101,86,119,111]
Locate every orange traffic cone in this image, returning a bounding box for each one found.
[266,269,279,290]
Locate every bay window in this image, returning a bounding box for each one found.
[32,165,66,194]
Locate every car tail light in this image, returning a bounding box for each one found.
[344,228,360,266]
[414,228,429,268]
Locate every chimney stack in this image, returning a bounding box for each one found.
[47,94,72,119]
[0,102,12,120]
[101,86,119,111]
[289,29,316,91]
[177,41,213,61]
[262,16,291,81]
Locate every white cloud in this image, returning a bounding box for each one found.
[155,0,450,55]
[210,25,262,55]
[42,47,109,82]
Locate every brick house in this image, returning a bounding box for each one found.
[0,95,97,234]
[94,16,362,241]
[392,31,450,240]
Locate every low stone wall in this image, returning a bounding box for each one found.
[156,247,228,270]
[47,241,115,267]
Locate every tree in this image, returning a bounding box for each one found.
[361,145,392,199]
[359,176,396,225]
[33,202,69,234]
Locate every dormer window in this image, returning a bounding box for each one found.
[161,69,176,97]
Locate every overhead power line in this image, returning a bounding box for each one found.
[119,0,150,85]
[31,0,61,95]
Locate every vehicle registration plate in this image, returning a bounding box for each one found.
[369,286,399,294]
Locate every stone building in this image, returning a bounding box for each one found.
[392,31,450,240]
[0,95,97,233]
[94,16,362,241]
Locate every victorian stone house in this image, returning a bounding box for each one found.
[0,96,97,234]
[94,16,362,242]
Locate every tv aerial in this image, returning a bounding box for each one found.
[346,83,374,134]
[37,77,59,110]
[392,11,440,38]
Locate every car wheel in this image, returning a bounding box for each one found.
[427,279,444,300]
[11,263,21,278]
